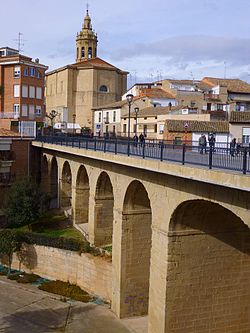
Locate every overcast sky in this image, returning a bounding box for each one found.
[1,0,250,87]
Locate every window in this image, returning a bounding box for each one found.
[159,124,164,134]
[35,105,42,116]
[105,125,108,134]
[29,105,35,117]
[13,104,20,118]
[81,47,85,58]
[23,68,28,76]
[144,117,147,120]
[113,111,116,122]
[22,104,28,117]
[88,47,92,58]
[14,66,20,78]
[29,86,35,98]
[98,112,101,122]
[191,101,196,107]
[113,125,116,134]
[123,124,127,133]
[105,112,109,123]
[143,125,147,136]
[154,124,157,133]
[133,124,136,133]
[22,85,28,98]
[99,85,108,92]
[14,85,20,97]
[36,87,42,99]
[30,67,35,76]
[242,127,250,144]
[36,70,41,78]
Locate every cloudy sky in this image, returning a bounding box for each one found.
[1,0,250,87]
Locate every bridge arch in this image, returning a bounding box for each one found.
[50,157,59,208]
[74,165,90,227]
[165,199,250,332]
[60,161,72,213]
[120,180,152,317]
[94,171,114,246]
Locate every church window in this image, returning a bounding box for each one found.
[99,85,108,92]
[88,47,92,58]
[77,48,79,59]
[81,47,85,58]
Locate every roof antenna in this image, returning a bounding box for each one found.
[14,32,24,52]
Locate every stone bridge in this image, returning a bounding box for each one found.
[33,140,250,333]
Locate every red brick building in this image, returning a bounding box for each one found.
[0,47,48,136]
[0,128,32,223]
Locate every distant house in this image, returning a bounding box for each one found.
[163,119,229,144]
[229,111,250,144]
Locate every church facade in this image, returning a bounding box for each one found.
[45,10,128,129]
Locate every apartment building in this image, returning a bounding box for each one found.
[0,47,48,136]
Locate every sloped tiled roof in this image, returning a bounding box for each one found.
[139,88,175,99]
[92,100,128,110]
[229,111,250,123]
[0,128,20,137]
[71,57,128,73]
[165,120,229,133]
[166,79,199,85]
[202,77,250,93]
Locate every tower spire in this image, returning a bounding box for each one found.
[76,7,98,62]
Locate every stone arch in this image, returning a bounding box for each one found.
[61,161,72,211]
[121,180,152,317]
[50,157,58,208]
[41,155,49,193]
[94,171,114,246]
[166,199,250,332]
[74,165,90,227]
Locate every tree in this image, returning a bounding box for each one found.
[0,229,21,274]
[5,178,49,228]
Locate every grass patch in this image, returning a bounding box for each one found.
[39,280,92,302]
[102,245,112,253]
[8,272,41,283]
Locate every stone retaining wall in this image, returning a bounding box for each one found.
[10,244,112,301]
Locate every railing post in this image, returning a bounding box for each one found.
[182,144,186,165]
[243,147,247,174]
[209,145,213,169]
[104,137,106,153]
[94,137,97,151]
[160,142,164,161]
[127,139,130,156]
[142,141,145,159]
[115,137,117,154]
[78,138,81,149]
[86,138,89,150]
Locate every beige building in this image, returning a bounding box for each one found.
[45,10,128,129]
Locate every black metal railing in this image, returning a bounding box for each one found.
[35,136,250,175]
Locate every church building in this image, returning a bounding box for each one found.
[45,9,128,129]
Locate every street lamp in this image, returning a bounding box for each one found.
[134,107,139,135]
[72,114,76,135]
[126,94,134,141]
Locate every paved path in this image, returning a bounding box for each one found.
[0,276,145,333]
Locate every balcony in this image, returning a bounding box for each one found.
[204,93,220,101]
[0,112,20,119]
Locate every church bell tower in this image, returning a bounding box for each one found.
[76,7,98,62]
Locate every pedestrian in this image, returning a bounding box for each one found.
[199,134,207,154]
[208,133,216,152]
[133,134,138,146]
[139,133,145,146]
[230,138,236,157]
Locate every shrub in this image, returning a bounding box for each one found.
[0,229,21,273]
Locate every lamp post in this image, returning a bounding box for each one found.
[126,94,134,155]
[134,107,139,135]
[72,114,76,135]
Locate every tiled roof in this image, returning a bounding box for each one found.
[202,77,250,93]
[92,100,128,110]
[167,79,199,85]
[139,88,175,99]
[124,105,186,117]
[71,57,128,73]
[165,120,229,133]
[229,111,250,123]
[0,128,20,137]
